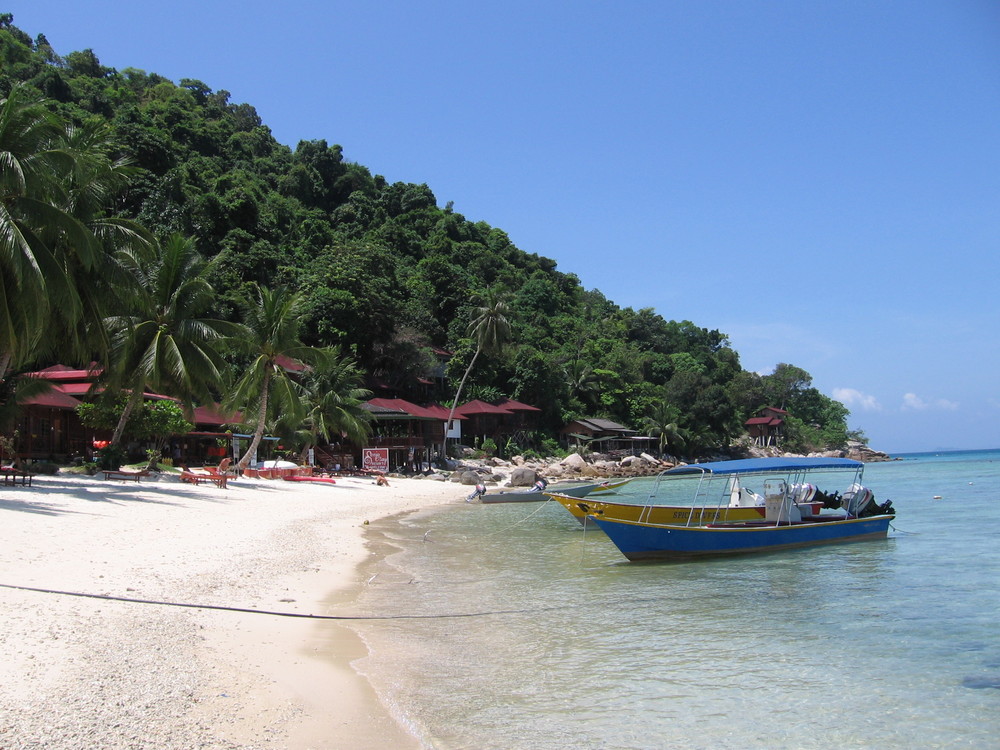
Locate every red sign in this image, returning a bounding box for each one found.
[362,448,389,473]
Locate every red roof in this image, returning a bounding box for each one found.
[494,398,541,412]
[745,416,783,426]
[421,403,467,420]
[54,382,101,396]
[455,399,512,416]
[366,398,439,420]
[192,404,242,426]
[21,390,83,409]
[275,354,309,373]
[26,364,103,381]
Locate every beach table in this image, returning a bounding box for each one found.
[0,467,33,487]
[101,469,149,482]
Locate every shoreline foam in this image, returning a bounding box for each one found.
[0,472,460,749]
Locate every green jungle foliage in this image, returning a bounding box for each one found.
[0,14,856,454]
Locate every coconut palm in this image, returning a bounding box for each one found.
[104,234,239,447]
[0,89,151,380]
[52,119,153,366]
[226,285,330,470]
[445,287,512,433]
[0,87,97,378]
[643,401,688,458]
[296,348,372,460]
[563,359,600,405]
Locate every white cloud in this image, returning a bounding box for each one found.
[902,393,959,411]
[833,388,882,411]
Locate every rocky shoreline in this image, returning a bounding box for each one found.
[407,440,895,489]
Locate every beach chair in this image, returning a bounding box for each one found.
[180,466,228,489]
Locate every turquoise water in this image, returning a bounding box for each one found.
[349,450,1000,749]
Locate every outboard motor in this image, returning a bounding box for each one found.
[842,484,894,517]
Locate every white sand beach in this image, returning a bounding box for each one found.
[0,472,461,749]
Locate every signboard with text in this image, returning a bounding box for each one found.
[362,448,390,473]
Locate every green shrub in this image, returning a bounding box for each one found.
[96,445,126,470]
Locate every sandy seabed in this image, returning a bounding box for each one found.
[0,471,461,749]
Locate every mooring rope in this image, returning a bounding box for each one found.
[0,582,567,621]
[480,497,557,537]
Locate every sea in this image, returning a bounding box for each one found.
[346,449,1000,749]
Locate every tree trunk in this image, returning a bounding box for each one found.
[110,386,145,447]
[445,346,480,435]
[237,369,271,470]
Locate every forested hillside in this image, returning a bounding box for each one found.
[0,14,860,454]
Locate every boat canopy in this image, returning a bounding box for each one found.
[663,457,863,477]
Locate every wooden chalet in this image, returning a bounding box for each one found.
[361,397,455,472]
[11,364,109,461]
[453,399,514,446]
[494,398,541,442]
[561,417,640,452]
[744,407,787,447]
[9,365,250,466]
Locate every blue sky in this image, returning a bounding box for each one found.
[8,1,999,453]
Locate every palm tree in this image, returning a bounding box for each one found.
[563,359,600,405]
[446,287,512,432]
[104,234,238,447]
[0,87,97,378]
[0,89,151,380]
[643,401,687,458]
[226,285,329,471]
[296,348,372,461]
[52,119,153,366]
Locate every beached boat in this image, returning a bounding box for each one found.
[476,478,630,504]
[588,457,895,561]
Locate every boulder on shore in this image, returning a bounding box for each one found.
[510,467,538,486]
[559,453,588,472]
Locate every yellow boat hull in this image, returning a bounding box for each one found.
[550,494,821,526]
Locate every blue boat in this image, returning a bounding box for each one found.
[591,457,895,561]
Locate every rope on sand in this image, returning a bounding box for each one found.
[0,582,566,620]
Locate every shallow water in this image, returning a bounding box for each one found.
[347,450,1000,749]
